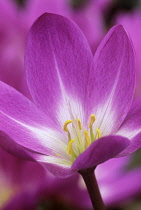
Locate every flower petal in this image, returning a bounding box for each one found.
[0,131,34,160]
[96,156,129,183]
[116,100,141,156]
[0,81,68,157]
[85,25,135,135]
[0,130,75,178]
[116,11,141,97]
[41,161,76,178]
[25,13,93,126]
[104,168,141,206]
[72,135,130,170]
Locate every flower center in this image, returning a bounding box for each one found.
[63,114,102,161]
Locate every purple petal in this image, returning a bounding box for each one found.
[104,168,141,206]
[0,81,68,156]
[96,156,129,184]
[25,13,93,126]
[72,135,130,170]
[116,100,141,156]
[0,0,30,97]
[42,162,76,178]
[116,11,141,97]
[0,146,48,190]
[0,131,34,160]
[0,130,74,178]
[85,25,135,135]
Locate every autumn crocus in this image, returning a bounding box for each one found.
[0,13,140,209]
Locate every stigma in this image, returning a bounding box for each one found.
[63,114,102,161]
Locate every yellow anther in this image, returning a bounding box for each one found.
[67,139,75,155]
[77,119,82,130]
[89,114,96,127]
[63,120,72,132]
[56,153,60,157]
[84,129,90,147]
[96,128,102,138]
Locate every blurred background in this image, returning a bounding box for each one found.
[1,0,141,209]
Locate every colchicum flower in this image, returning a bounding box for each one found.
[0,13,140,178]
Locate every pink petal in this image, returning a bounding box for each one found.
[25,13,93,126]
[0,130,74,178]
[72,135,130,170]
[85,25,135,135]
[0,81,67,156]
[116,100,141,156]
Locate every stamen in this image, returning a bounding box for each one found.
[63,113,100,160]
[67,139,75,155]
[96,128,102,138]
[89,114,96,127]
[56,153,60,157]
[77,119,82,130]
[84,129,90,147]
[63,120,72,132]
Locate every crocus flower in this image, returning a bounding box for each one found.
[0,13,140,178]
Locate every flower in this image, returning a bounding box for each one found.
[0,13,140,178]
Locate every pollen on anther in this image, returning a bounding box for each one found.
[56,153,60,157]
[89,114,96,127]
[63,120,72,132]
[84,129,90,146]
[77,119,82,130]
[96,128,102,138]
[67,139,75,155]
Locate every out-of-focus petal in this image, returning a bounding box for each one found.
[72,0,104,52]
[96,156,129,184]
[104,168,141,206]
[24,0,70,28]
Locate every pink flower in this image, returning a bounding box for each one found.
[0,13,140,178]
